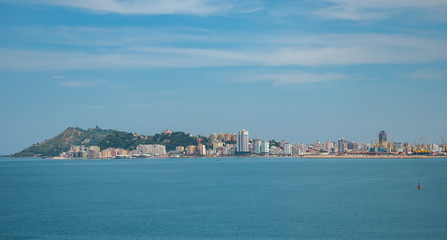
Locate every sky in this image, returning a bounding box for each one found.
[0,0,446,155]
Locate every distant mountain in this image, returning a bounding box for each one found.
[13,127,114,157]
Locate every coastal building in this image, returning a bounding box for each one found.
[197,144,206,156]
[215,147,225,156]
[186,145,196,155]
[237,129,249,153]
[254,140,262,154]
[136,144,166,157]
[86,146,100,158]
[212,142,224,150]
[261,141,269,154]
[292,149,301,156]
[175,146,185,152]
[324,141,336,153]
[67,145,87,158]
[100,148,128,158]
[249,142,254,153]
[379,131,388,148]
[224,144,236,155]
[206,149,216,156]
[338,138,348,154]
[284,143,292,156]
[100,149,112,158]
[269,146,281,155]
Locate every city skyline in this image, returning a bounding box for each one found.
[17,127,445,159]
[1,0,446,155]
[9,126,447,158]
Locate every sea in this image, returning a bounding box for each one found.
[0,157,446,239]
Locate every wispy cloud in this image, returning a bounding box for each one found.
[313,0,447,20]
[59,81,91,88]
[406,69,447,80]
[233,71,347,86]
[6,26,223,49]
[10,0,234,15]
[1,31,446,71]
[51,75,66,79]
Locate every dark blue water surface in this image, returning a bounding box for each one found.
[1,157,446,239]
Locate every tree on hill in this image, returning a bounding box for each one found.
[98,131,135,150]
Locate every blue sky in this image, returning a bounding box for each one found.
[1,0,446,154]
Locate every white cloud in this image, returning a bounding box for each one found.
[1,29,446,71]
[314,0,447,20]
[59,81,91,87]
[236,71,347,86]
[407,69,447,80]
[1,34,446,71]
[51,75,66,79]
[11,0,234,15]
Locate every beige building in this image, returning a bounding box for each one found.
[176,146,185,152]
[213,142,224,150]
[186,145,196,155]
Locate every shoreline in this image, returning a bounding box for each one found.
[3,154,446,160]
[299,155,446,159]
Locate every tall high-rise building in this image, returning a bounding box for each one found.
[197,144,206,156]
[261,141,269,154]
[237,129,249,153]
[338,138,348,154]
[254,140,262,154]
[379,131,387,148]
[284,143,292,156]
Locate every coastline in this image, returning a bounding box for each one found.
[7,154,446,160]
[299,155,446,159]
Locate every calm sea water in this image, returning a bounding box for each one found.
[0,157,446,239]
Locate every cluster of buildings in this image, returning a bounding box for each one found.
[61,144,166,159]
[60,129,447,159]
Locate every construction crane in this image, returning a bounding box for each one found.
[418,137,423,152]
[389,138,396,153]
[414,137,430,155]
[374,136,380,149]
[411,140,417,154]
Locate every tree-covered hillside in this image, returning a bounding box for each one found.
[98,131,200,151]
[13,128,206,157]
[13,127,114,157]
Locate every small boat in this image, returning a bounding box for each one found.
[418,181,421,190]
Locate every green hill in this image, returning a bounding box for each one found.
[13,127,205,157]
[13,127,114,157]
